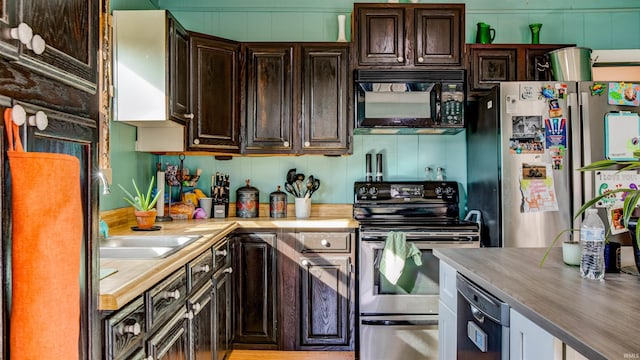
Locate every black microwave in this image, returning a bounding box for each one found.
[354,69,466,134]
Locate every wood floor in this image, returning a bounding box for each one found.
[228,350,355,360]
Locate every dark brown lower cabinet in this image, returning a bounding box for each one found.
[214,267,232,360]
[299,255,351,347]
[189,280,214,360]
[146,306,190,359]
[233,233,278,348]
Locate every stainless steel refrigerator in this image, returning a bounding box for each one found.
[467,81,636,247]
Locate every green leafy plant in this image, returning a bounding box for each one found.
[118,176,161,211]
[540,150,640,266]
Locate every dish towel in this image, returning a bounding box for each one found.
[5,109,82,360]
[379,231,422,285]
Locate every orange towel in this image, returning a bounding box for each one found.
[5,109,82,360]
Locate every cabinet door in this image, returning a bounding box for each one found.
[355,6,405,66]
[189,280,214,360]
[300,45,350,154]
[169,15,190,123]
[233,233,278,346]
[469,47,517,91]
[20,0,99,92]
[438,300,456,360]
[243,44,294,153]
[299,255,350,347]
[147,308,189,360]
[414,6,463,66]
[0,0,18,58]
[525,46,566,81]
[189,33,241,152]
[214,268,232,360]
[510,309,555,360]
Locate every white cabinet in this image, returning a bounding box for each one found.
[510,309,555,360]
[438,261,457,360]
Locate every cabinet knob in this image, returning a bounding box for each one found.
[192,302,202,312]
[536,61,550,72]
[304,141,310,147]
[215,249,227,257]
[193,138,200,145]
[301,259,309,266]
[11,105,26,126]
[283,141,290,147]
[118,322,141,336]
[10,23,33,45]
[27,34,46,55]
[397,56,404,62]
[223,267,233,274]
[184,113,194,119]
[28,111,48,130]
[321,239,330,247]
[195,264,210,273]
[418,56,424,63]
[184,311,194,320]
[161,289,180,300]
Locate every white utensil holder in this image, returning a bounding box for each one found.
[295,198,311,218]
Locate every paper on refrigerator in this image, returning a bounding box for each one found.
[520,163,559,213]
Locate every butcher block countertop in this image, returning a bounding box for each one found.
[434,247,640,360]
[100,213,358,312]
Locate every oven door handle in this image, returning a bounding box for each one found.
[361,319,438,326]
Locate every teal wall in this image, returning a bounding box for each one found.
[102,0,640,211]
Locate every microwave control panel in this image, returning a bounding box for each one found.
[441,83,464,126]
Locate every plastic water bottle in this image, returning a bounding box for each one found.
[580,208,605,280]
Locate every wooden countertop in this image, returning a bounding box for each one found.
[100,216,358,311]
[434,247,640,360]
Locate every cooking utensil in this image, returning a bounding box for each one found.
[284,183,298,197]
[309,178,320,197]
[305,175,314,197]
[286,168,297,185]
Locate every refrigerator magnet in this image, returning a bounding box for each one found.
[555,83,568,99]
[541,85,555,99]
[594,170,640,208]
[590,83,605,96]
[548,99,562,118]
[519,84,539,101]
[608,82,640,106]
[549,145,565,170]
[545,118,567,148]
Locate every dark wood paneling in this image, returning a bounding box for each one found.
[243,44,294,153]
[189,32,241,152]
[300,45,350,154]
[170,16,190,122]
[414,6,464,66]
[355,6,405,66]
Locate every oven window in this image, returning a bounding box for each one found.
[374,249,439,295]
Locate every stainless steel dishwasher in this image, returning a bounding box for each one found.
[456,273,510,359]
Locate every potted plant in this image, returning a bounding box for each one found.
[118,176,161,229]
[541,150,640,270]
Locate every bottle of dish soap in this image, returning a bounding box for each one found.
[580,208,605,280]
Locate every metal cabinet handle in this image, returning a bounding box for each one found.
[418,56,424,63]
[304,141,310,147]
[28,111,48,130]
[301,259,310,266]
[117,322,141,336]
[222,267,233,274]
[184,311,194,320]
[215,250,227,257]
[28,34,46,55]
[193,138,200,145]
[194,264,210,273]
[161,289,180,300]
[10,23,33,45]
[283,141,290,147]
[192,302,201,312]
[321,239,330,247]
[184,113,194,119]
[397,56,404,62]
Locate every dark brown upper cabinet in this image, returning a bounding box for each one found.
[353,3,464,68]
[467,44,575,94]
[170,19,190,124]
[188,32,241,153]
[242,43,351,155]
[0,0,99,93]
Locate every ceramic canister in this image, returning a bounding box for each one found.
[269,186,287,218]
[236,179,259,218]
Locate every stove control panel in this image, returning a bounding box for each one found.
[354,181,459,202]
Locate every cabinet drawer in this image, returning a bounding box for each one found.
[148,267,187,329]
[214,238,230,272]
[299,232,351,252]
[105,296,145,360]
[189,249,213,292]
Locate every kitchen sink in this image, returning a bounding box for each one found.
[100,235,202,259]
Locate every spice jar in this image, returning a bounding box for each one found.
[269,186,287,218]
[236,179,259,218]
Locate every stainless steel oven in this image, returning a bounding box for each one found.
[354,181,480,360]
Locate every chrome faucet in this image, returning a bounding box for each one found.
[97,170,111,195]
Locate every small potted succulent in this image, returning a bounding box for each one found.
[118,176,161,229]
